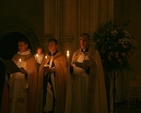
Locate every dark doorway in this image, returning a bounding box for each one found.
[0,32,32,60]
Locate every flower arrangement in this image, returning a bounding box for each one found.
[93,20,137,71]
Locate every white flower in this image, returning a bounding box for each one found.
[111,30,118,36]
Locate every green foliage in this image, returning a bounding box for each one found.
[93,20,137,72]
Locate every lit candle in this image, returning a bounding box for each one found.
[44,56,49,67]
[66,50,70,58]
[18,59,22,67]
[35,54,38,60]
[18,59,27,69]
[66,50,70,69]
[19,59,21,62]
[49,57,53,68]
[36,54,38,57]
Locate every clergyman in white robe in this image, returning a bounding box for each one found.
[71,47,108,113]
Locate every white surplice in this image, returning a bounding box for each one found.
[71,47,108,113]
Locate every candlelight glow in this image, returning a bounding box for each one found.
[45,56,47,59]
[36,54,38,57]
[66,50,70,57]
[19,59,21,62]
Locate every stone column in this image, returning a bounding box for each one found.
[43,0,114,54]
[43,0,54,52]
[60,0,74,54]
[44,0,55,37]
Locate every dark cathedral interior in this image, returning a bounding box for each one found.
[0,0,141,113]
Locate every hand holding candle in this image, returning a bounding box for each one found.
[18,59,27,69]
[36,54,38,57]
[18,59,27,74]
[18,59,22,67]
[44,55,49,67]
[19,59,21,62]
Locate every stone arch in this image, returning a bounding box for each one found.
[0,16,39,54]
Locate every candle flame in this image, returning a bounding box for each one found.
[36,54,38,57]
[45,56,47,59]
[19,59,21,62]
[66,50,70,57]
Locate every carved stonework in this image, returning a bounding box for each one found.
[44,0,114,53]
[59,34,74,54]
[60,35,74,42]
[0,16,39,53]
[42,34,54,53]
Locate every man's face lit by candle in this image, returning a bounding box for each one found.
[18,41,28,52]
[79,35,90,50]
[36,48,43,55]
[48,41,58,53]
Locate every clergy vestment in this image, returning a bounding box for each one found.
[71,47,108,113]
[1,50,37,113]
[34,53,44,66]
[36,51,71,113]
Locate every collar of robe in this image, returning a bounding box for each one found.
[18,49,31,55]
[48,50,58,56]
[81,47,89,52]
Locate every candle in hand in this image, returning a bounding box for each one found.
[18,59,22,67]
[17,59,27,69]
[36,54,38,57]
[19,59,21,62]
[44,55,48,67]
[35,54,38,60]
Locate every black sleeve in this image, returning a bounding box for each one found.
[86,66,90,74]
[70,65,74,75]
